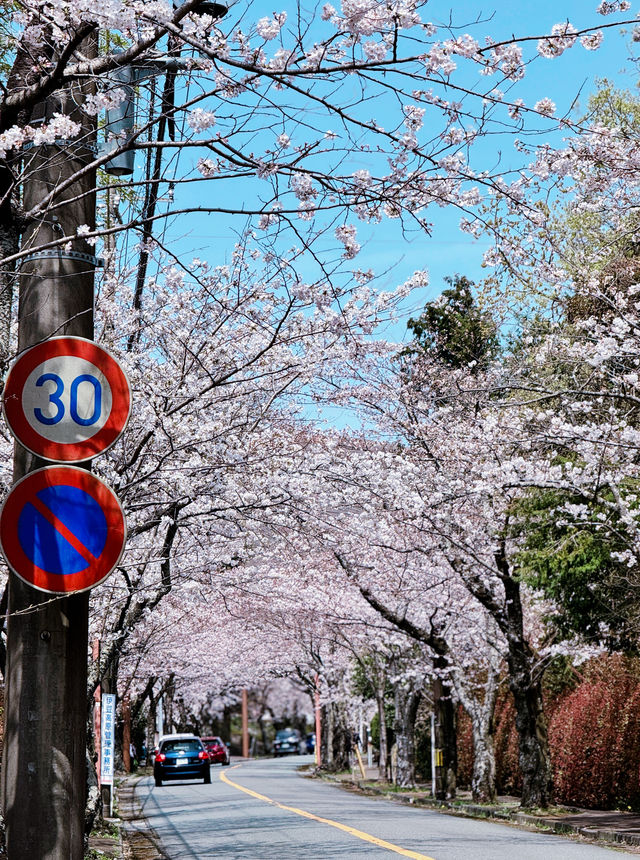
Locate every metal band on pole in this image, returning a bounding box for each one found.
[20,249,104,268]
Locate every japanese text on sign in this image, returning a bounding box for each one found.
[101,693,116,785]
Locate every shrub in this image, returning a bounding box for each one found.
[549,654,640,809]
[469,655,640,808]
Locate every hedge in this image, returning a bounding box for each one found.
[456,655,640,809]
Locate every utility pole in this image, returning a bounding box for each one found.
[93,638,102,787]
[431,661,457,800]
[1,34,98,859]
[123,695,132,773]
[315,674,322,768]
[241,689,249,758]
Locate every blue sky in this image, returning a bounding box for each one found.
[133,1,639,344]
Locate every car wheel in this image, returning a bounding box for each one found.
[155,776,162,787]
[204,768,211,784]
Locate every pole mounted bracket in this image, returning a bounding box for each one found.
[20,249,105,268]
[22,139,98,154]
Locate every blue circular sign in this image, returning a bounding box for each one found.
[0,466,126,593]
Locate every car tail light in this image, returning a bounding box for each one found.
[198,751,210,760]
[155,753,166,762]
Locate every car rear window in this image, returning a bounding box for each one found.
[162,740,201,753]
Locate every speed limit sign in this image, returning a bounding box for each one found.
[3,336,131,462]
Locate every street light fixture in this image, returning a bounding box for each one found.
[189,1,227,16]
[175,0,227,19]
[103,2,227,175]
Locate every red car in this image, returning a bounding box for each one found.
[201,736,230,765]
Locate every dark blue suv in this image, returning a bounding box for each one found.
[154,734,211,786]
[273,728,306,756]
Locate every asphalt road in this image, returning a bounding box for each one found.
[132,756,633,859]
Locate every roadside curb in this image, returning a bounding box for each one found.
[318,775,640,851]
[512,812,640,848]
[118,776,168,860]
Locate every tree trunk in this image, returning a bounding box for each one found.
[376,690,389,781]
[392,685,421,788]
[331,704,352,772]
[324,703,334,769]
[500,553,552,808]
[222,705,232,750]
[460,543,553,808]
[321,701,351,772]
[471,717,496,803]
[164,673,176,733]
[146,697,157,760]
[453,661,499,803]
[507,644,552,808]
[259,712,271,756]
[343,572,455,792]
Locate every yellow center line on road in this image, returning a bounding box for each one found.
[219,765,437,860]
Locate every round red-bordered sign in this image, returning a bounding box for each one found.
[0,466,126,594]
[3,336,131,462]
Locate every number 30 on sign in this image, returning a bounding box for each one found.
[3,337,131,462]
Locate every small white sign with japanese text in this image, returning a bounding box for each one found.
[101,693,116,785]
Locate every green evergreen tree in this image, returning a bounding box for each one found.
[511,489,640,652]
[405,275,499,372]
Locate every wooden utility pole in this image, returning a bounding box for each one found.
[1,35,97,859]
[432,661,457,800]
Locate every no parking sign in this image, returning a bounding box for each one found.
[0,466,126,594]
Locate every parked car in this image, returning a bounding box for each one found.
[306,732,316,754]
[273,728,306,756]
[154,734,211,786]
[200,736,230,765]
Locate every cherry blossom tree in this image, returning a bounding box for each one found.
[2,0,637,336]
[3,0,640,842]
[299,345,558,805]
[84,235,414,710]
[473,77,640,656]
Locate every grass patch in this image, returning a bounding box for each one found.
[91,820,119,839]
[519,805,579,816]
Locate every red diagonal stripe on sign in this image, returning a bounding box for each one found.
[28,494,98,566]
